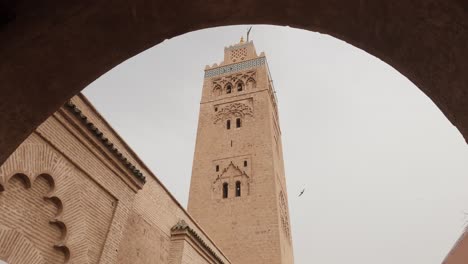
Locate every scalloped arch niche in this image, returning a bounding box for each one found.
[0,137,92,264]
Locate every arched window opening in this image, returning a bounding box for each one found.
[226,84,232,94]
[244,160,247,167]
[235,181,241,197]
[227,120,231,130]
[237,82,243,92]
[216,165,219,172]
[223,183,229,198]
[236,118,241,128]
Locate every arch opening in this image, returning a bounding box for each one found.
[80,25,468,264]
[1,4,468,262]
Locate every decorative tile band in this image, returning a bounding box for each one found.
[204,57,266,78]
[64,101,146,183]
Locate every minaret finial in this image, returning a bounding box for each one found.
[247,26,252,42]
[240,36,244,43]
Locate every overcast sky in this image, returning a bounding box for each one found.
[83,25,468,264]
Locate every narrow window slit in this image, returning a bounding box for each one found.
[235,181,241,197]
[223,183,229,198]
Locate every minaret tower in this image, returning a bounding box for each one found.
[188,38,294,264]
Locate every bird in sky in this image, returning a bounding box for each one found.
[299,189,305,197]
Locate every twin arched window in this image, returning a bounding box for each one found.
[225,82,244,95]
[214,79,255,98]
[226,118,242,130]
[222,181,242,198]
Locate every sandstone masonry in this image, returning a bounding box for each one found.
[187,40,294,264]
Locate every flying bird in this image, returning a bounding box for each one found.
[299,189,305,197]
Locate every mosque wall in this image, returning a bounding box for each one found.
[0,94,230,264]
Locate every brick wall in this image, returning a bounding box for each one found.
[0,94,230,264]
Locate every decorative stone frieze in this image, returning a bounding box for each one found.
[213,103,253,124]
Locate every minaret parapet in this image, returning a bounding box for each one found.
[204,41,267,78]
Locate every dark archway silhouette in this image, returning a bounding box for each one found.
[0,1,467,174]
[1,1,468,262]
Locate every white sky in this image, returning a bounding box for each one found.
[83,25,468,264]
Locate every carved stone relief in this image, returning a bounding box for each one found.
[0,173,69,263]
[213,103,253,124]
[211,70,256,96]
[230,47,247,62]
[0,139,88,264]
[212,162,250,199]
[279,191,291,241]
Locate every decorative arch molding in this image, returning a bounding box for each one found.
[213,103,253,124]
[224,82,233,94]
[212,162,251,199]
[0,140,88,264]
[217,162,250,180]
[210,71,257,97]
[246,77,256,90]
[212,85,222,96]
[235,80,244,91]
[0,173,69,262]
